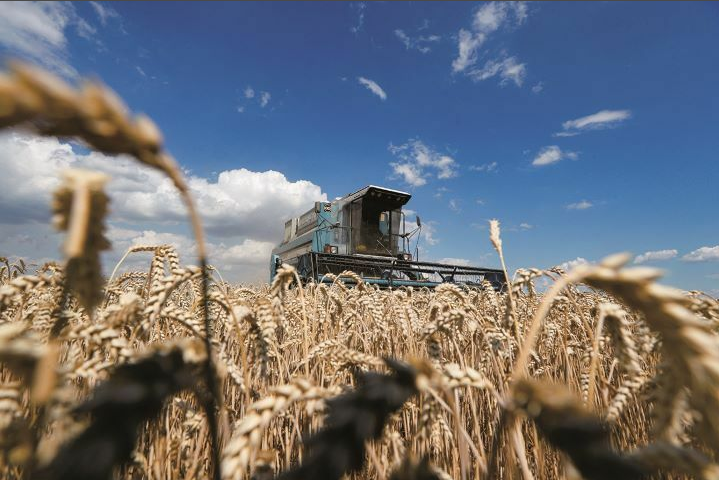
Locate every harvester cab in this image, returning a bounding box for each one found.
[270,185,505,289]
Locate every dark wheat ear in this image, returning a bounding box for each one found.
[31,339,206,480]
[276,358,420,480]
[510,379,646,480]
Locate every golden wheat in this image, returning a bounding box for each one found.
[0,61,718,480]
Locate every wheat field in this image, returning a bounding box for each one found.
[0,62,718,480]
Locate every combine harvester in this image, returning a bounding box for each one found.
[270,185,505,289]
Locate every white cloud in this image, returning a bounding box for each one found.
[468,56,526,86]
[395,29,410,47]
[259,91,271,108]
[448,199,460,213]
[115,229,196,257]
[0,132,326,281]
[89,1,121,27]
[388,139,459,187]
[240,87,271,111]
[391,162,425,187]
[452,29,485,73]
[108,228,275,279]
[401,211,439,247]
[566,200,593,210]
[683,246,719,263]
[469,161,498,172]
[212,239,275,267]
[452,2,529,83]
[421,221,439,246]
[634,249,678,264]
[357,77,387,101]
[0,222,275,283]
[519,223,533,230]
[473,1,528,34]
[135,65,146,77]
[556,109,631,136]
[399,208,438,249]
[531,82,543,93]
[433,187,449,199]
[556,257,592,271]
[237,106,245,113]
[116,229,274,269]
[350,2,366,34]
[532,146,579,166]
[395,29,441,54]
[0,2,97,78]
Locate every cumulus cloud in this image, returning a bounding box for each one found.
[116,229,274,267]
[104,227,276,281]
[244,86,255,99]
[555,109,631,137]
[399,208,438,249]
[395,29,441,54]
[0,2,97,78]
[566,200,593,210]
[531,82,543,93]
[357,77,387,101]
[213,239,275,267]
[388,139,458,187]
[532,146,579,166]
[421,221,439,246]
[0,132,326,281]
[391,163,425,187]
[452,2,529,86]
[683,245,719,262]
[556,257,592,271]
[634,249,678,264]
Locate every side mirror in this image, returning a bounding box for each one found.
[415,215,421,228]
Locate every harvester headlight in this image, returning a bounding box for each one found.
[324,244,338,254]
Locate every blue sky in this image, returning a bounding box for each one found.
[0,2,717,291]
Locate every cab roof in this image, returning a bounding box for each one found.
[340,185,412,208]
